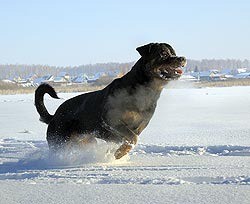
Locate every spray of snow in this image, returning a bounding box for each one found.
[0,138,130,174]
[49,140,130,166]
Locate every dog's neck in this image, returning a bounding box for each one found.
[106,58,165,113]
[120,58,166,92]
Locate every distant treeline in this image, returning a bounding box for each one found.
[0,62,132,79]
[186,59,250,72]
[0,59,250,79]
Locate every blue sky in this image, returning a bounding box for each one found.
[0,0,249,66]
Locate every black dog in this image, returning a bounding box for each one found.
[35,43,186,159]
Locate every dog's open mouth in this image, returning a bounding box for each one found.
[158,67,183,80]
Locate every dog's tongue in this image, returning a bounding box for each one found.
[175,68,183,75]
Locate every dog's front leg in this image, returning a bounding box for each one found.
[114,135,138,159]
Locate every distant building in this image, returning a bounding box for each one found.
[25,73,37,82]
[221,69,233,75]
[192,70,227,81]
[14,78,34,87]
[1,79,15,84]
[87,72,104,83]
[179,74,197,81]
[51,76,70,86]
[234,72,250,79]
[87,78,98,84]
[34,75,54,85]
[236,68,248,74]
[72,74,88,84]
[58,72,70,80]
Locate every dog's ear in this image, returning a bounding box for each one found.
[136,43,156,58]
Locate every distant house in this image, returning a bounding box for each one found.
[13,78,34,87]
[72,74,88,84]
[192,70,226,81]
[20,80,34,87]
[223,74,234,80]
[25,73,37,82]
[47,72,73,86]
[34,75,54,85]
[15,73,38,87]
[179,74,197,81]
[52,76,70,86]
[236,68,248,74]
[190,71,199,79]
[13,76,22,83]
[58,72,70,81]
[221,69,233,75]
[234,72,250,79]
[87,73,101,84]
[87,77,98,84]
[1,79,15,84]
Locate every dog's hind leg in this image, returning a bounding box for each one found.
[46,121,70,152]
[46,131,68,152]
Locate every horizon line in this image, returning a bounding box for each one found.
[1,58,250,68]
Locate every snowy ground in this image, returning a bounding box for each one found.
[0,86,250,204]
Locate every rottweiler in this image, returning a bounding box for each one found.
[35,43,186,159]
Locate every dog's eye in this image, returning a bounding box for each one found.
[161,53,168,58]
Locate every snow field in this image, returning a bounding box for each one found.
[0,86,250,203]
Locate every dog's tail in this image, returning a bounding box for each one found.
[35,83,60,124]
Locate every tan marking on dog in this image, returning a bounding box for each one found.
[114,143,133,159]
[122,110,141,123]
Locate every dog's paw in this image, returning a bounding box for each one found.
[114,143,132,159]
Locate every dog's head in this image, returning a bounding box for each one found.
[136,43,186,81]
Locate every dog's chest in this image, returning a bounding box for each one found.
[106,87,159,133]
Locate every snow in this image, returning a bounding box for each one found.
[0,86,250,203]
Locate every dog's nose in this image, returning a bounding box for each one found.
[179,57,187,67]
